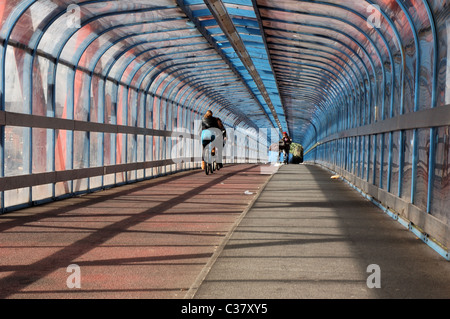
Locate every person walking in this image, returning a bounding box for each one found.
[279,132,292,164]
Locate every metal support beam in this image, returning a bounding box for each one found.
[176,0,275,130]
[202,0,283,133]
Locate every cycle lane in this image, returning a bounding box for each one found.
[0,164,272,299]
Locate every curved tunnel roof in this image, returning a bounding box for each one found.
[0,0,447,149]
[2,0,450,278]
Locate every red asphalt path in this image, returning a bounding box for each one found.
[0,164,272,299]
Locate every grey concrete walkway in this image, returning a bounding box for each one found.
[193,164,450,299]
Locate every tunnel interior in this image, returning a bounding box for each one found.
[0,0,449,249]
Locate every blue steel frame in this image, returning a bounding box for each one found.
[178,0,278,130]
[1,0,37,211]
[292,0,442,256]
[422,1,438,214]
[256,1,437,220]
[263,20,380,136]
[0,0,263,212]
[268,32,374,139]
[26,3,180,198]
[62,3,259,176]
[0,0,446,257]
[281,0,402,192]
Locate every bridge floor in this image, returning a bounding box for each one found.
[194,164,450,299]
[1,164,450,299]
[0,164,269,299]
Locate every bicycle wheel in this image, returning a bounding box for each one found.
[203,148,209,175]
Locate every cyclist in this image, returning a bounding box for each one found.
[279,132,292,164]
[201,110,221,170]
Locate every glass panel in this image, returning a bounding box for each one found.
[5,46,26,113]
[4,126,29,177]
[32,127,53,203]
[90,131,103,190]
[4,187,29,208]
[54,127,72,198]
[381,133,389,190]
[368,135,374,185]
[431,126,450,226]
[55,64,74,119]
[390,131,400,195]
[116,133,126,184]
[145,135,153,177]
[415,128,430,211]
[73,130,89,193]
[401,129,413,200]
[127,133,137,182]
[137,134,144,180]
[103,132,116,187]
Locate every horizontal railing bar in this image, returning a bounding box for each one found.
[0,158,194,192]
[0,151,258,191]
[0,111,195,138]
[320,104,450,144]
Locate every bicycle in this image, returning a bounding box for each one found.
[212,147,221,172]
[203,142,214,175]
[202,133,223,175]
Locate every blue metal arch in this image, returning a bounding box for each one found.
[262,24,380,140]
[271,53,361,115]
[262,14,387,129]
[273,60,356,131]
[266,30,375,129]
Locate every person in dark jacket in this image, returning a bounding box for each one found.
[201,110,219,132]
[279,131,292,164]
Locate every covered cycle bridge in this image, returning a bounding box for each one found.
[0,0,450,299]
